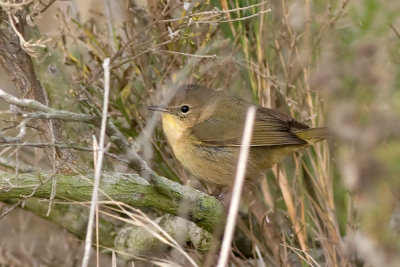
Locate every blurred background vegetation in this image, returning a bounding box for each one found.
[1,0,400,266]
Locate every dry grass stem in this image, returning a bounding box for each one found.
[217,106,256,267]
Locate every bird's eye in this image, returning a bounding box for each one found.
[180,105,190,113]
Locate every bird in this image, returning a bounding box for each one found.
[149,84,327,186]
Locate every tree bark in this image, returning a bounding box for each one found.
[0,10,75,172]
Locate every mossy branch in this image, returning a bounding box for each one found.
[0,171,224,233]
[12,198,212,258]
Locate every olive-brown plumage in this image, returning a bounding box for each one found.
[149,84,327,186]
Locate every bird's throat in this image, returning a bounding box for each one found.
[161,113,188,145]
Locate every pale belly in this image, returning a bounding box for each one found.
[178,145,239,185]
[171,142,298,186]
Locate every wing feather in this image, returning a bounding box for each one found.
[191,103,308,147]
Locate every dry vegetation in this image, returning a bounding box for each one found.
[0,0,400,266]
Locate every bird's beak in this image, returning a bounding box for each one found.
[148,105,171,113]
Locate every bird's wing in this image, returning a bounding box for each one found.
[251,108,308,146]
[191,105,308,147]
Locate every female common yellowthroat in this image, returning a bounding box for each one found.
[149,84,327,186]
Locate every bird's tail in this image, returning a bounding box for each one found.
[294,127,329,144]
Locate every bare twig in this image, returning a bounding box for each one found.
[0,111,92,143]
[154,49,218,58]
[1,116,32,142]
[0,88,95,123]
[7,12,48,57]
[217,106,256,267]
[0,199,23,220]
[157,1,270,23]
[389,23,400,40]
[82,22,156,90]
[82,58,111,267]
[193,9,271,24]
[39,0,56,13]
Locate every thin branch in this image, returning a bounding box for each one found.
[82,58,111,267]
[82,21,156,90]
[39,0,56,13]
[193,9,272,24]
[0,199,23,219]
[0,88,95,123]
[389,23,400,40]
[1,116,32,142]
[217,106,256,267]
[154,49,218,58]
[157,1,270,23]
[7,12,48,56]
